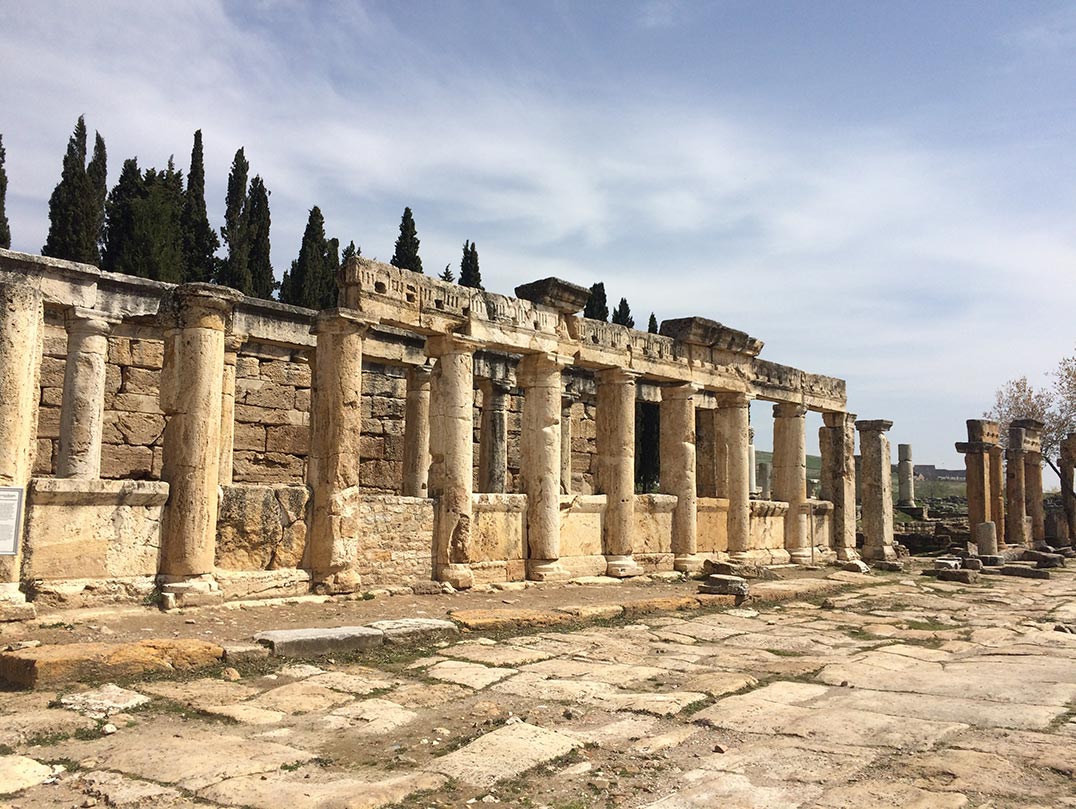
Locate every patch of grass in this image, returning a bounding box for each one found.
[129,697,239,725]
[679,695,716,716]
[38,621,75,630]
[902,619,960,632]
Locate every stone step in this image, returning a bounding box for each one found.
[366,618,459,644]
[253,626,384,658]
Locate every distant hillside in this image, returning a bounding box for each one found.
[754,450,822,478]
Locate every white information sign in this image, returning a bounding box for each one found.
[0,487,24,556]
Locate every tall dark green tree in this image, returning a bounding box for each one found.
[87,133,107,259]
[648,313,658,333]
[612,297,634,328]
[390,206,422,273]
[102,158,144,273]
[340,240,359,263]
[459,239,482,288]
[246,175,274,299]
[43,116,104,264]
[281,206,337,309]
[181,130,219,282]
[0,134,10,249]
[584,282,608,320]
[218,148,250,291]
[102,158,185,282]
[439,264,455,282]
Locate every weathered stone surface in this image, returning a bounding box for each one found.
[1022,549,1065,568]
[216,484,309,570]
[622,596,701,616]
[425,721,581,787]
[59,683,149,718]
[938,569,980,584]
[253,626,385,657]
[0,755,53,794]
[426,659,517,689]
[366,617,459,644]
[1000,564,1050,579]
[0,639,223,688]
[698,574,748,596]
[449,608,573,631]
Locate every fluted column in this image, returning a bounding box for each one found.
[0,282,43,606]
[720,393,752,558]
[856,419,896,562]
[774,403,809,563]
[428,334,478,589]
[660,383,701,571]
[596,368,642,577]
[820,411,858,560]
[478,378,510,493]
[560,392,575,494]
[217,332,246,486]
[57,307,119,479]
[519,353,571,581]
[402,364,432,497]
[158,284,240,591]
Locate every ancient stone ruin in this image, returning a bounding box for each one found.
[0,247,901,615]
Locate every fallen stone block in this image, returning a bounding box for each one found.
[938,569,980,585]
[366,618,459,644]
[696,593,740,607]
[934,557,962,570]
[622,596,701,617]
[60,683,149,718]
[698,574,749,596]
[253,626,384,658]
[841,561,871,574]
[872,560,904,572]
[1000,565,1050,580]
[979,554,1004,567]
[410,580,444,595]
[701,559,776,580]
[556,604,625,620]
[449,608,573,631]
[0,639,223,689]
[961,558,984,571]
[1022,550,1066,569]
[222,643,270,663]
[0,755,54,793]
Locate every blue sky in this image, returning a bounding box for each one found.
[3,1,1076,467]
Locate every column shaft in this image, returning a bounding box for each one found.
[57,308,117,479]
[596,369,642,577]
[1005,432,1028,546]
[988,445,1005,544]
[1061,435,1076,542]
[774,403,809,563]
[1024,453,1045,544]
[856,419,896,561]
[695,408,717,497]
[478,379,510,493]
[722,394,751,557]
[820,411,858,560]
[217,333,246,486]
[962,449,990,531]
[659,384,700,571]
[897,444,915,507]
[402,365,432,497]
[560,394,575,494]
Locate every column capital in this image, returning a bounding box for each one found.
[661,382,699,400]
[407,362,433,384]
[311,309,375,337]
[64,306,120,335]
[956,441,990,455]
[224,332,249,354]
[855,419,893,434]
[774,401,807,419]
[425,333,481,358]
[596,367,640,386]
[822,410,856,429]
[159,283,242,332]
[714,390,751,408]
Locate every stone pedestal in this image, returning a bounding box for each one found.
[774,403,810,564]
[0,282,43,608]
[720,393,752,559]
[428,335,478,589]
[519,353,571,581]
[596,369,642,577]
[660,384,700,572]
[1005,428,1029,547]
[820,411,858,561]
[897,443,915,507]
[856,419,896,562]
[478,379,510,494]
[402,364,432,498]
[560,393,575,494]
[218,332,246,486]
[305,310,371,593]
[57,308,119,479]
[158,284,241,598]
[975,521,998,556]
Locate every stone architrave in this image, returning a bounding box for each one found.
[0,282,43,601]
[897,444,915,507]
[158,284,241,590]
[304,310,372,593]
[217,332,247,486]
[57,307,120,480]
[428,334,479,589]
[773,403,810,563]
[560,392,576,495]
[596,368,643,577]
[718,393,751,559]
[659,383,701,572]
[820,411,858,561]
[1061,433,1076,542]
[1013,419,1045,545]
[402,364,432,498]
[478,378,511,494]
[518,353,571,581]
[1005,427,1029,547]
[856,419,896,562]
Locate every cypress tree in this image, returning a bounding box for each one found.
[0,134,10,249]
[283,206,337,309]
[648,313,658,333]
[218,148,250,291]
[102,158,184,282]
[43,116,101,264]
[390,206,422,273]
[459,239,482,288]
[86,132,107,261]
[612,297,634,328]
[341,240,359,263]
[439,264,455,282]
[181,130,219,282]
[584,282,609,320]
[246,175,274,299]
[102,158,145,274]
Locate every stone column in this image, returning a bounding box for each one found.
[773,403,810,563]
[719,393,752,559]
[1005,427,1029,546]
[1061,434,1076,543]
[988,445,1005,545]
[560,392,576,494]
[757,462,772,499]
[897,444,915,507]
[956,445,990,535]
[56,307,119,479]
[696,408,717,497]
[712,407,730,498]
[304,310,371,593]
[1014,420,1045,545]
[596,368,642,577]
[519,353,571,581]
[748,428,757,496]
[660,383,700,572]
[428,334,478,589]
[158,285,240,598]
[0,282,43,611]
[856,419,897,562]
[402,364,432,498]
[217,332,246,486]
[478,378,510,494]
[820,411,858,560]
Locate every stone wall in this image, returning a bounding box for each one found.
[633,494,676,571]
[348,495,435,586]
[215,484,309,570]
[697,497,730,554]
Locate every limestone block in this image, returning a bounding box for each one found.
[266,424,310,455]
[104,362,121,395]
[38,355,66,388]
[976,521,999,556]
[111,392,163,414]
[696,497,731,554]
[232,451,306,484]
[471,496,526,563]
[560,495,605,558]
[260,360,312,387]
[1000,564,1049,579]
[253,626,384,657]
[934,558,962,570]
[449,608,574,631]
[100,444,155,479]
[236,355,260,378]
[216,484,310,570]
[425,722,581,789]
[360,434,385,459]
[366,618,459,644]
[938,569,980,584]
[698,574,749,596]
[122,366,160,395]
[293,388,311,412]
[39,385,63,407]
[108,337,163,369]
[0,755,53,792]
[103,411,165,446]
[370,395,406,419]
[36,405,60,439]
[236,378,295,410]
[33,439,54,475]
[233,422,267,452]
[235,403,301,426]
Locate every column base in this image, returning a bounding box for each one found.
[526,559,572,583]
[605,555,644,578]
[0,582,36,622]
[787,547,815,565]
[312,568,362,596]
[673,554,704,574]
[438,563,475,590]
[861,545,898,563]
[158,574,223,610]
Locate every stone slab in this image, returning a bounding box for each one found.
[253,626,384,657]
[0,755,53,793]
[938,569,979,585]
[426,659,517,689]
[59,683,149,718]
[698,574,749,596]
[622,596,701,616]
[449,608,573,631]
[365,617,459,644]
[1000,565,1050,579]
[425,721,581,788]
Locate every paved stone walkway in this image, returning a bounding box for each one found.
[1,569,1074,807]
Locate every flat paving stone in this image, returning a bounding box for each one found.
[253,626,384,657]
[247,680,354,714]
[425,721,580,788]
[366,617,459,644]
[0,755,53,794]
[425,659,517,689]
